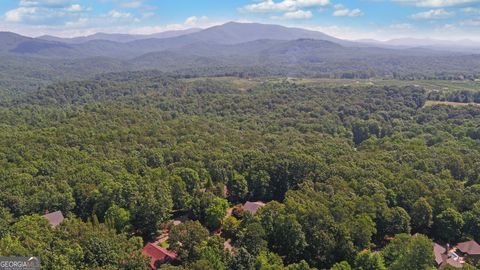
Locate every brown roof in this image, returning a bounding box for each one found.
[243,201,266,215]
[433,243,465,268]
[457,240,480,255]
[42,211,64,228]
[444,255,464,268]
[434,243,446,265]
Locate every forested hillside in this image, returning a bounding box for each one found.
[2,22,480,93]
[1,73,479,269]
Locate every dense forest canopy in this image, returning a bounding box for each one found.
[1,72,480,269]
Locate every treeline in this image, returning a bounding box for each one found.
[428,89,480,103]
[0,74,479,269]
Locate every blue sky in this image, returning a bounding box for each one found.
[1,0,480,40]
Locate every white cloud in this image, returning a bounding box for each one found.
[393,0,480,7]
[65,17,89,28]
[121,1,143,8]
[459,18,480,25]
[4,0,89,25]
[65,4,84,12]
[107,10,133,19]
[240,0,329,13]
[130,16,216,35]
[410,8,454,19]
[462,7,480,14]
[184,16,210,27]
[62,9,140,31]
[333,4,363,17]
[20,0,72,7]
[389,23,414,29]
[273,9,313,19]
[5,7,37,22]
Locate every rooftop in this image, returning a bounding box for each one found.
[457,240,480,255]
[42,211,64,228]
[243,201,266,215]
[142,243,177,269]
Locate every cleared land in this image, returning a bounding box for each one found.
[181,77,480,92]
[423,100,480,107]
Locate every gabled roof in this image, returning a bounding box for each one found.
[434,243,446,265]
[142,243,177,269]
[444,255,463,268]
[433,243,464,268]
[42,211,64,228]
[243,201,266,215]
[457,240,480,255]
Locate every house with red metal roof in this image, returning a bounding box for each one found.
[142,243,177,269]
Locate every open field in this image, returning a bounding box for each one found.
[284,78,480,92]
[423,100,480,107]
[181,77,480,92]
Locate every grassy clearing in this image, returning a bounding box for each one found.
[423,100,480,107]
[288,78,480,92]
[182,77,480,92]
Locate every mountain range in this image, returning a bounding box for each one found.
[0,22,479,91]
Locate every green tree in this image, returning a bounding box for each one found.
[255,252,284,270]
[83,236,119,267]
[382,234,434,270]
[204,197,229,230]
[104,204,131,233]
[270,214,307,264]
[174,168,202,192]
[238,222,267,256]
[194,235,230,270]
[223,216,240,240]
[169,220,209,263]
[411,198,433,234]
[330,261,352,270]
[434,208,464,243]
[350,215,376,250]
[463,202,480,241]
[169,175,191,210]
[230,248,256,270]
[0,207,14,238]
[354,250,386,270]
[130,181,173,239]
[377,207,410,238]
[285,260,316,270]
[247,170,271,201]
[7,215,53,254]
[228,172,249,203]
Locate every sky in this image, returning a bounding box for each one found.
[1,0,480,41]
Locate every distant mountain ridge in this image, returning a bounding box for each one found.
[0,21,479,91]
[356,37,480,53]
[3,22,477,58]
[37,28,202,43]
[0,22,356,59]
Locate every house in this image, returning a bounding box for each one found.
[42,211,64,228]
[433,243,464,269]
[434,243,446,267]
[243,201,266,215]
[456,240,480,264]
[142,243,177,269]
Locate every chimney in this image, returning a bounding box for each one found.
[446,244,450,255]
